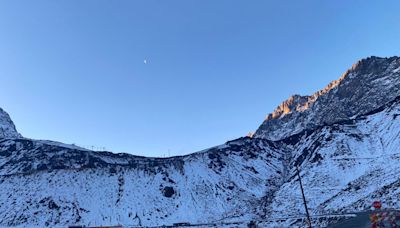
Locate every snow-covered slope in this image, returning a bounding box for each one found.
[269,96,400,219]
[0,56,400,227]
[0,138,288,227]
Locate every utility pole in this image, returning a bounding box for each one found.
[296,166,312,228]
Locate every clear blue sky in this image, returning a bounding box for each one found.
[0,1,399,157]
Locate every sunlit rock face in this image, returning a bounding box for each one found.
[255,56,400,140]
[0,108,20,138]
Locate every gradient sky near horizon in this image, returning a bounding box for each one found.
[1,1,400,157]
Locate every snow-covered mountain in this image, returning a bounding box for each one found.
[0,56,400,227]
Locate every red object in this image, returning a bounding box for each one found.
[373,201,382,209]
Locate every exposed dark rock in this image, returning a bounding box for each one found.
[162,186,175,198]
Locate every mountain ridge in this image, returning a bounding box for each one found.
[255,56,400,141]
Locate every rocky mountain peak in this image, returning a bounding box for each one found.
[0,108,21,139]
[255,56,400,140]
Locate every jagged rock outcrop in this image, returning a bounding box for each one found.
[255,56,400,140]
[0,108,21,139]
